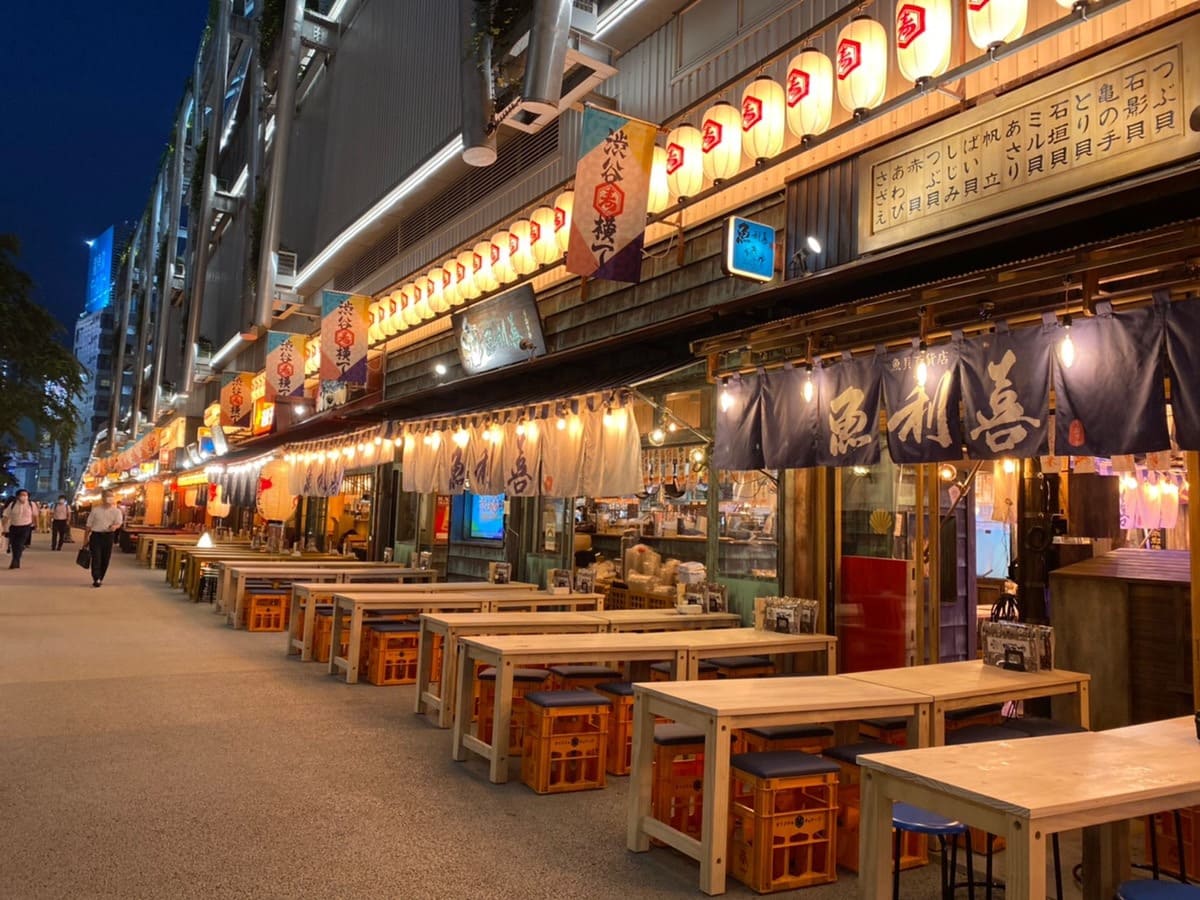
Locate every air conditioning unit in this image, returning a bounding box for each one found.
[170,261,186,292]
[275,251,298,289]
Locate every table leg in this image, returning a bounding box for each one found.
[826,639,837,675]
[451,647,475,762]
[859,770,895,900]
[1003,815,1047,900]
[327,603,344,675]
[489,662,515,784]
[344,606,365,684]
[625,693,657,854]
[698,715,733,896]
[438,631,458,729]
[415,621,434,715]
[232,576,245,628]
[1083,822,1128,899]
[931,701,947,747]
[301,593,317,662]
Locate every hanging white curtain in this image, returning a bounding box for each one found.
[596,404,643,496]
[540,412,588,497]
[499,420,543,497]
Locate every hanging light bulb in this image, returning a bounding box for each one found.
[648,146,671,215]
[915,342,929,387]
[719,378,734,412]
[700,101,742,182]
[453,427,470,448]
[1060,316,1076,368]
[786,49,834,139]
[649,426,666,446]
[667,421,678,433]
[803,363,815,403]
[553,190,574,253]
[939,464,957,482]
[665,124,705,200]
[741,75,786,162]
[1003,458,1018,475]
[555,414,567,431]
[690,447,706,465]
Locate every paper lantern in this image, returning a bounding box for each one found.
[442,261,465,307]
[665,124,704,200]
[492,231,517,284]
[786,49,834,138]
[457,250,481,300]
[473,241,498,292]
[367,302,384,344]
[553,191,573,252]
[896,0,952,83]
[390,288,409,332]
[648,146,670,214]
[509,220,536,275]
[836,16,888,115]
[426,268,449,313]
[741,76,786,161]
[415,276,435,320]
[968,0,1026,49]
[401,284,422,326]
[381,292,400,336]
[700,101,742,182]
[530,206,560,265]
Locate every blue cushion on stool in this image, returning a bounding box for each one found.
[479,667,550,683]
[946,725,1019,745]
[946,703,1004,721]
[366,622,420,633]
[731,751,839,780]
[746,724,834,740]
[709,655,773,669]
[363,608,414,617]
[1117,882,1200,900]
[595,681,635,697]
[314,606,335,616]
[823,741,901,764]
[548,664,622,679]
[525,690,611,708]
[861,717,908,731]
[892,802,969,836]
[651,660,716,674]
[654,723,706,746]
[1000,717,1087,737]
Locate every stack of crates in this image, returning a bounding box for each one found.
[736,724,835,756]
[596,682,634,775]
[520,691,610,794]
[1145,807,1198,880]
[245,581,290,632]
[728,751,840,893]
[364,622,420,685]
[651,724,707,841]
[312,606,350,664]
[710,655,776,678]
[475,667,550,754]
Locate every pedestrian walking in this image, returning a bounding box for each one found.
[84,489,124,587]
[50,495,71,550]
[2,490,38,569]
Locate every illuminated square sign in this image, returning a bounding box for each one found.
[722,216,776,283]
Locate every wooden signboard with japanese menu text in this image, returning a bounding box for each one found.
[857,18,1200,253]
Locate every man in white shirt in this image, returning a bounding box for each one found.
[3,489,37,569]
[84,490,124,587]
[50,495,71,550]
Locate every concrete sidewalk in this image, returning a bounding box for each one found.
[0,541,1049,899]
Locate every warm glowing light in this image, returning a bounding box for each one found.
[602,408,615,427]
[1060,328,1076,368]
[374,435,383,446]
[415,276,435,320]
[553,191,574,253]
[939,464,957,482]
[852,465,870,476]
[667,421,678,433]
[473,241,498,292]
[968,0,1027,49]
[491,231,517,284]
[401,284,421,326]
[453,428,469,448]
[649,427,666,446]
[509,220,536,275]
[197,531,214,548]
[1002,458,1018,475]
[895,0,953,84]
[457,251,481,300]
[786,49,834,138]
[434,362,448,376]
[665,124,704,200]
[915,357,928,387]
[648,146,671,215]
[690,447,705,464]
[741,76,786,161]
[700,101,742,182]
[719,385,734,412]
[803,366,815,403]
[836,16,889,115]
[556,415,567,431]
[441,262,463,308]
[530,206,560,266]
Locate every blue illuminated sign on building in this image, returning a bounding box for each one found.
[722,216,776,283]
[85,226,114,313]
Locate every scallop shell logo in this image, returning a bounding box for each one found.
[869,509,893,535]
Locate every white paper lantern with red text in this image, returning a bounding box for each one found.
[368,302,384,344]
[492,231,517,284]
[442,261,465,307]
[381,292,399,336]
[700,101,742,182]
[648,146,670,214]
[401,284,422,326]
[896,0,952,83]
[473,241,498,292]
[786,49,834,138]
[390,289,409,331]
[665,124,704,200]
[836,16,888,115]
[741,76,786,161]
[553,191,573,252]
[457,250,481,300]
[967,0,1027,49]
[530,206,560,265]
[509,220,536,275]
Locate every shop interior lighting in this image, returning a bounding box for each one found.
[794,235,822,276]
[803,364,815,403]
[718,377,734,412]
[939,464,957,482]
[1002,458,1018,474]
[434,363,448,376]
[648,424,666,446]
[915,340,929,388]
[1060,315,1076,368]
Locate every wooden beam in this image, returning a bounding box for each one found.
[1189,452,1200,708]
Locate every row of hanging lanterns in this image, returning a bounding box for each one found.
[368,190,575,344]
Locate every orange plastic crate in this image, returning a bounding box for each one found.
[1146,806,1200,880]
[364,624,421,685]
[651,727,706,841]
[596,684,634,776]
[246,593,288,632]
[475,668,549,754]
[312,610,350,664]
[836,784,927,873]
[520,694,609,794]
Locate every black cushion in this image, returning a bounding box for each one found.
[860,717,908,731]
[823,741,901,764]
[363,608,414,617]
[653,723,706,746]
[1116,881,1200,899]
[548,664,622,679]
[709,655,774,669]
[479,666,550,683]
[946,725,1018,745]
[945,703,1003,722]
[596,681,635,697]
[525,690,611,709]
[650,660,716,673]
[746,724,834,740]
[732,751,839,779]
[1000,717,1087,737]
[366,622,419,633]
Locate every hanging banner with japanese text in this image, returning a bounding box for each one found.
[265,332,306,400]
[219,373,254,429]
[857,18,1199,253]
[959,323,1051,459]
[816,353,882,467]
[882,344,963,464]
[1166,294,1200,450]
[566,107,656,284]
[1052,301,1169,456]
[760,365,819,470]
[713,373,765,471]
[319,290,370,386]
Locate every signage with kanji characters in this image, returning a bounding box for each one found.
[452,283,546,376]
[319,291,370,387]
[722,216,777,282]
[857,20,1199,252]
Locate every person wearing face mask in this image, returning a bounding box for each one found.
[2,490,38,569]
[50,495,72,550]
[84,490,124,587]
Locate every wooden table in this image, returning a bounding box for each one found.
[288,581,535,661]
[673,628,838,679]
[627,676,932,895]
[174,549,290,593]
[844,659,1091,744]
[858,716,1200,900]
[415,612,609,727]
[483,592,605,612]
[590,610,741,632]
[452,632,694,784]
[134,530,189,564]
[220,562,430,625]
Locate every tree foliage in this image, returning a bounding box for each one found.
[0,235,85,481]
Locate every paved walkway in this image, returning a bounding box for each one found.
[0,537,1028,899]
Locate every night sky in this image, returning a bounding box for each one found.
[0,1,208,338]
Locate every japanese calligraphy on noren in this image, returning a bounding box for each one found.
[857,21,1197,252]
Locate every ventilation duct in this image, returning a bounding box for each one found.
[522,0,572,116]
[460,0,497,166]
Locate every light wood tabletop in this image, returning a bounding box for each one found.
[220,562,427,626]
[858,716,1200,900]
[844,659,1090,744]
[627,676,932,896]
[589,610,742,631]
[671,628,838,678]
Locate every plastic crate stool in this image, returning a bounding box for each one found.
[890,802,973,900]
[476,666,550,754]
[312,606,350,664]
[728,751,840,893]
[738,724,835,755]
[246,592,289,632]
[365,622,421,685]
[596,681,634,775]
[944,703,1004,732]
[651,723,707,840]
[520,690,610,794]
[858,717,909,746]
[548,664,623,692]
[650,660,717,681]
[710,655,776,679]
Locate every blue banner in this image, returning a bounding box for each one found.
[1165,294,1200,450]
[816,353,881,467]
[713,373,764,471]
[959,324,1051,459]
[760,365,819,469]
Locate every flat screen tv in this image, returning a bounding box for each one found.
[467,494,505,542]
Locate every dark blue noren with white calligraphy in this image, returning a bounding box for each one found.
[959,324,1051,459]
[713,373,764,471]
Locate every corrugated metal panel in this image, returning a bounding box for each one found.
[785,158,856,278]
[200,224,248,347]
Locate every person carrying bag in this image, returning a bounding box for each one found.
[50,495,71,550]
[84,489,124,587]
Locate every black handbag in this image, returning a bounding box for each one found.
[76,546,92,569]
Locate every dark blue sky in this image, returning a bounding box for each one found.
[0,1,208,336]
